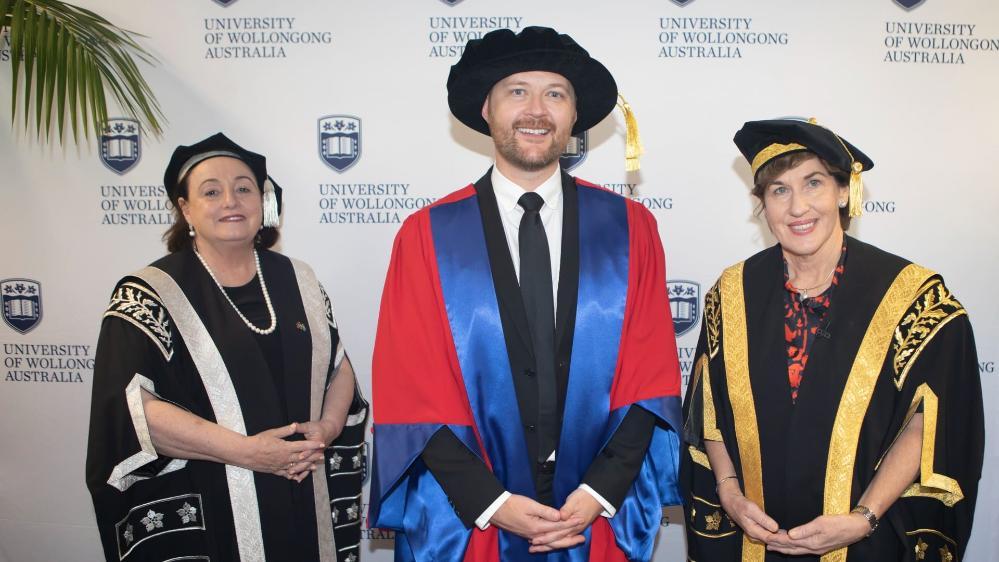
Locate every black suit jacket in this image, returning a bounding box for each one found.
[421,170,655,527]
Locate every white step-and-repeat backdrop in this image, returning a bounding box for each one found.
[1,0,996,560]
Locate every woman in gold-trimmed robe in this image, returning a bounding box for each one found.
[680,118,984,562]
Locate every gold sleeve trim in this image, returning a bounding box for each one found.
[718,262,765,562]
[905,528,957,546]
[892,278,966,390]
[750,142,807,175]
[691,528,738,539]
[700,355,723,442]
[691,494,722,508]
[820,264,935,562]
[704,283,721,359]
[899,384,965,507]
[688,446,712,470]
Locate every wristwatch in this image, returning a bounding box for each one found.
[850,505,879,536]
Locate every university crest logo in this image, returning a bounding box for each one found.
[100,118,140,175]
[893,0,926,8]
[667,280,700,337]
[1,279,42,334]
[560,131,587,172]
[319,116,362,173]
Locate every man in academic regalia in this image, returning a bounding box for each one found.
[368,26,683,562]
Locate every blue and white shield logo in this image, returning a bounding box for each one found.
[1,279,42,334]
[560,131,587,172]
[319,116,362,173]
[100,118,140,175]
[671,0,695,5]
[667,280,700,337]
[893,0,925,8]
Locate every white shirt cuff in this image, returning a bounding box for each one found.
[475,491,512,530]
[578,484,616,518]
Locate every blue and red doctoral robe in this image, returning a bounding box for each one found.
[370,179,682,561]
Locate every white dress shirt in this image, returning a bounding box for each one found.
[474,166,615,529]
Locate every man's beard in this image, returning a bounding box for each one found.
[492,119,569,172]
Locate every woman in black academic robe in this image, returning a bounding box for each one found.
[680,119,984,562]
[86,133,367,562]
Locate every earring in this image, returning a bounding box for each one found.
[188,225,195,237]
[838,200,848,208]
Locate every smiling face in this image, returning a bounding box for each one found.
[761,154,849,260]
[481,70,577,175]
[177,156,262,253]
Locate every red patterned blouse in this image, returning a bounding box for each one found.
[783,244,846,402]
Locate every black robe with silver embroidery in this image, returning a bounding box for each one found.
[86,249,366,562]
[680,237,984,562]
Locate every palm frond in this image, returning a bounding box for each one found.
[1,0,164,144]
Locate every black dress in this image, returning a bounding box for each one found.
[86,249,367,562]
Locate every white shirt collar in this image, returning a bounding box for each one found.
[491,165,564,214]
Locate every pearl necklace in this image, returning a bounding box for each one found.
[194,248,277,335]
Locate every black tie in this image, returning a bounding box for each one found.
[517,192,558,463]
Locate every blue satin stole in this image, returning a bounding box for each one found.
[372,184,681,562]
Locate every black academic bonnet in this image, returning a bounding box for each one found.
[733,118,874,217]
[447,26,618,136]
[162,132,282,215]
[733,118,874,180]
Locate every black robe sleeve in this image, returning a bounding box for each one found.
[885,279,984,561]
[85,279,188,560]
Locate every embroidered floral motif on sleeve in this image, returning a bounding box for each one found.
[892,279,966,389]
[176,502,198,524]
[123,523,134,545]
[705,511,722,531]
[330,452,343,470]
[140,509,164,531]
[347,502,359,520]
[331,506,339,524]
[345,553,358,562]
[104,282,173,360]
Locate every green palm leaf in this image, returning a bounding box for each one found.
[1,0,164,144]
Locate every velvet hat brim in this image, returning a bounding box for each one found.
[447,26,618,136]
[734,119,874,179]
[163,132,282,214]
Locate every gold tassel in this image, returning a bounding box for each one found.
[617,94,644,172]
[848,161,864,218]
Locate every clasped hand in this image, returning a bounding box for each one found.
[717,482,870,556]
[490,489,604,553]
[246,419,343,482]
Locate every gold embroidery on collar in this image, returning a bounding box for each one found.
[898,384,965,507]
[705,284,721,359]
[820,264,935,562]
[719,262,765,562]
[892,278,965,390]
[751,142,807,175]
